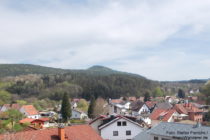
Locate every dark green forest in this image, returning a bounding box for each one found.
[0,64,158,103]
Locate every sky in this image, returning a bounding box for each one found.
[0,0,210,81]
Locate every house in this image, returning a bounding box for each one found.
[98,115,148,140]
[19,118,35,124]
[155,102,173,110]
[39,111,57,117]
[71,102,77,109]
[31,118,50,128]
[19,105,40,119]
[89,115,107,134]
[108,99,130,115]
[173,104,189,120]
[0,104,21,112]
[145,101,157,113]
[149,109,179,126]
[173,103,203,122]
[183,103,203,122]
[130,100,150,116]
[71,109,88,119]
[133,122,210,140]
[0,125,103,140]
[19,118,53,129]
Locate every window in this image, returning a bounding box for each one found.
[126,130,131,135]
[122,121,127,126]
[113,131,118,136]
[117,121,121,126]
[161,138,170,140]
[154,137,159,140]
[114,106,117,113]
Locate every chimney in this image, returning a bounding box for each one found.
[58,124,65,140]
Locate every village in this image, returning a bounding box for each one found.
[0,92,210,140]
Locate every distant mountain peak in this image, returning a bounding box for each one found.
[87,65,114,71]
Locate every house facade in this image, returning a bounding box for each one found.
[71,109,88,119]
[98,115,147,140]
[19,105,40,119]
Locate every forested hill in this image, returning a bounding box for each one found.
[0,64,69,77]
[0,64,157,99]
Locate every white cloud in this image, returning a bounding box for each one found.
[0,0,210,80]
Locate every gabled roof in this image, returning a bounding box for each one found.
[0,125,103,140]
[99,115,147,130]
[130,100,146,111]
[110,99,124,104]
[183,103,203,113]
[145,101,157,109]
[173,104,188,114]
[134,122,210,140]
[156,102,173,110]
[19,118,35,124]
[150,109,166,120]
[21,105,39,116]
[89,115,107,125]
[162,109,177,121]
[1,104,21,110]
[150,109,177,121]
[147,122,210,138]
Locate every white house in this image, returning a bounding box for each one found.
[19,105,40,119]
[108,99,131,115]
[131,100,150,116]
[99,115,147,140]
[71,109,88,119]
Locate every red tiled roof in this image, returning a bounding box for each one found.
[174,104,188,114]
[10,104,21,110]
[183,103,203,113]
[0,125,103,140]
[150,109,166,120]
[19,118,35,124]
[162,109,177,121]
[150,109,177,122]
[21,105,38,116]
[110,99,123,104]
[1,104,21,110]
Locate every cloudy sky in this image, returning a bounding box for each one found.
[0,0,210,81]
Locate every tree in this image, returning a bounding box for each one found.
[7,109,23,131]
[0,90,11,105]
[93,97,108,116]
[61,93,71,123]
[178,89,185,99]
[77,99,88,112]
[144,91,151,102]
[201,83,210,105]
[153,87,164,97]
[88,96,96,119]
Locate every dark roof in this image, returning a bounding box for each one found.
[130,100,145,111]
[156,102,172,110]
[99,115,147,129]
[149,122,210,137]
[134,122,210,140]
